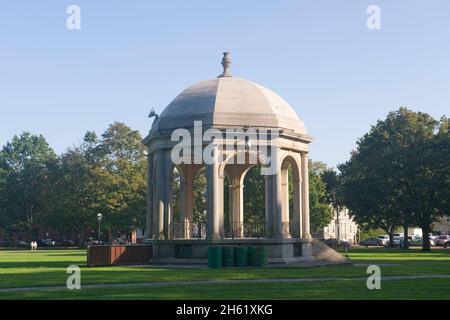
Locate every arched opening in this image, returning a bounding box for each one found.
[192,166,207,239]
[221,150,269,239]
[281,156,301,238]
[223,172,231,238]
[242,165,266,238]
[169,166,182,238]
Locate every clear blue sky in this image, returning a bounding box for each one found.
[1,1,449,168]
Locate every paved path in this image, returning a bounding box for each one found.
[1,274,450,293]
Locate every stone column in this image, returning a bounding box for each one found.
[178,164,193,239]
[218,174,225,239]
[179,177,187,239]
[301,152,311,239]
[185,168,194,238]
[207,147,220,240]
[230,180,244,238]
[163,150,172,239]
[293,175,302,239]
[281,166,290,238]
[272,149,283,239]
[155,149,165,239]
[264,175,273,239]
[226,165,247,238]
[152,157,158,238]
[179,165,194,238]
[145,151,153,239]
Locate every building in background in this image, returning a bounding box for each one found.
[432,216,450,235]
[317,208,359,244]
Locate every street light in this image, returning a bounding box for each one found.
[97,213,102,243]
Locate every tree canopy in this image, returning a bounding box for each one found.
[339,108,450,250]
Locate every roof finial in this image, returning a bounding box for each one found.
[219,52,232,77]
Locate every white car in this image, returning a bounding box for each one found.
[409,236,435,246]
[392,236,403,246]
[377,235,390,246]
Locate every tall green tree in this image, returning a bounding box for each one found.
[0,133,56,238]
[193,167,207,237]
[321,169,345,240]
[98,122,147,238]
[339,108,450,250]
[243,165,266,236]
[45,123,147,246]
[404,115,450,250]
[49,131,107,247]
[309,161,334,233]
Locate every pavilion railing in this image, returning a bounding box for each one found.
[156,221,302,240]
[224,221,265,239]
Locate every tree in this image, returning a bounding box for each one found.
[46,123,148,246]
[98,122,147,238]
[48,131,107,247]
[405,116,450,250]
[0,133,56,239]
[243,165,266,236]
[309,161,334,233]
[339,108,450,250]
[321,169,345,241]
[193,167,207,237]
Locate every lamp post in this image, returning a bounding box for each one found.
[97,213,102,243]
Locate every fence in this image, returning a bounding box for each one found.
[87,245,152,267]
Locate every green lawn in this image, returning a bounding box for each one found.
[0,247,449,299]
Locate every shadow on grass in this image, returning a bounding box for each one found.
[0,261,87,269]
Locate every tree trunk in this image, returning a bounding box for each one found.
[335,206,340,245]
[79,224,86,248]
[403,225,409,249]
[388,228,395,248]
[422,225,431,252]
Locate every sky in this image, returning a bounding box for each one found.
[0,1,449,168]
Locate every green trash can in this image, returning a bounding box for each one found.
[222,247,234,267]
[247,246,257,266]
[254,247,267,267]
[234,246,248,267]
[208,246,222,268]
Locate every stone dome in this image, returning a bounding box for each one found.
[151,53,307,135]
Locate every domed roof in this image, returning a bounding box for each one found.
[151,53,307,135]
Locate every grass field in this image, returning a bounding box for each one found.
[0,247,449,299]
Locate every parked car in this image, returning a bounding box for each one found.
[377,235,390,246]
[38,239,56,247]
[323,238,351,248]
[86,239,106,246]
[443,240,450,248]
[56,239,75,247]
[0,240,12,247]
[436,235,450,246]
[409,236,435,247]
[400,236,412,247]
[392,236,403,246]
[359,238,382,247]
[112,238,129,245]
[16,241,29,248]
